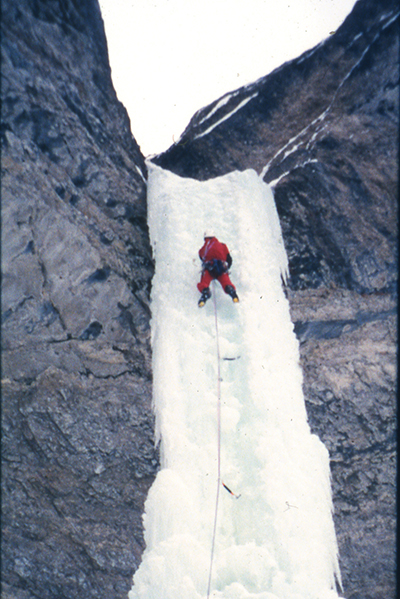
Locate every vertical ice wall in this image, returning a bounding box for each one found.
[129,164,341,599]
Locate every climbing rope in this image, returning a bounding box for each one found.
[206,282,222,599]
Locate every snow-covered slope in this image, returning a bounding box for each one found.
[129,164,341,599]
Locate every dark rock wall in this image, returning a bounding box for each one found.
[154,1,398,598]
[1,1,158,598]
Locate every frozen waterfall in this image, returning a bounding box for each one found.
[129,164,342,599]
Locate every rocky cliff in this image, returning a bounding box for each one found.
[1,0,398,599]
[154,1,398,597]
[1,1,157,598]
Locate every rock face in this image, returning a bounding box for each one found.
[1,1,158,598]
[154,1,398,597]
[1,0,397,599]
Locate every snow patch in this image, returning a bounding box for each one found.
[198,91,241,126]
[195,93,258,140]
[135,164,147,183]
[268,159,319,188]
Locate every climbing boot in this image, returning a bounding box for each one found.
[198,287,211,307]
[225,285,239,303]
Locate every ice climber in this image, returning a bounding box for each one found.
[197,233,239,307]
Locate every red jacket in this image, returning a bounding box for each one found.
[199,237,232,268]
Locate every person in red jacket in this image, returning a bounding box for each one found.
[197,233,239,307]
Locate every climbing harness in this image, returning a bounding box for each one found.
[204,258,228,277]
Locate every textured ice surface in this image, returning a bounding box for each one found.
[129,164,341,599]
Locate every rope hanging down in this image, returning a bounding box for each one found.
[206,283,222,599]
[206,282,240,597]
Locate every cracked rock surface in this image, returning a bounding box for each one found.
[1,1,157,598]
